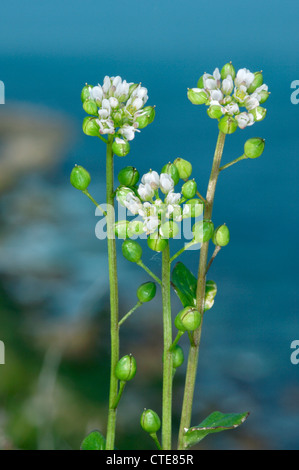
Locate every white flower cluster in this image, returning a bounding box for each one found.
[189,64,270,129]
[117,171,190,235]
[87,76,149,140]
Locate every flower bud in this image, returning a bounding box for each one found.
[70,165,91,191]
[122,239,142,263]
[83,99,98,115]
[182,180,197,199]
[116,186,135,207]
[114,220,129,239]
[218,115,238,134]
[140,409,161,433]
[244,137,265,159]
[81,84,92,103]
[118,166,140,187]
[173,158,192,180]
[137,282,156,303]
[249,106,267,122]
[83,117,100,137]
[160,221,179,239]
[147,232,168,252]
[112,138,130,157]
[212,224,230,246]
[161,163,180,186]
[207,105,223,120]
[221,62,236,80]
[171,345,184,369]
[185,198,204,218]
[187,88,208,105]
[115,354,137,382]
[128,83,139,97]
[127,220,145,238]
[247,71,263,94]
[176,307,201,332]
[135,106,155,129]
[192,220,214,243]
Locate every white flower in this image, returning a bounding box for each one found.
[109,97,119,108]
[222,75,234,95]
[114,80,130,101]
[244,94,259,111]
[165,191,181,205]
[224,102,239,115]
[96,119,115,134]
[119,124,139,141]
[112,76,122,88]
[213,68,221,82]
[210,89,223,102]
[160,174,174,194]
[90,86,103,102]
[138,183,154,201]
[141,171,160,190]
[235,68,255,89]
[102,76,111,94]
[144,216,159,233]
[235,112,254,129]
[124,193,142,215]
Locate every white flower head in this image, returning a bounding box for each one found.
[143,215,159,234]
[235,68,255,89]
[119,124,139,141]
[160,173,174,194]
[165,191,181,205]
[124,193,142,215]
[235,112,254,129]
[222,75,234,95]
[141,170,160,190]
[224,102,239,115]
[138,183,154,201]
[90,86,103,103]
[97,118,115,134]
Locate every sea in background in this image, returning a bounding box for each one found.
[0,0,298,449]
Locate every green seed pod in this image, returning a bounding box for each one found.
[122,239,142,263]
[197,75,205,88]
[192,220,214,243]
[82,117,100,137]
[70,165,91,191]
[115,354,137,381]
[207,105,223,120]
[182,180,197,199]
[147,232,168,252]
[114,220,129,239]
[259,90,270,104]
[221,62,236,80]
[127,220,145,238]
[249,106,267,122]
[173,158,192,180]
[161,162,180,186]
[212,224,230,246]
[160,221,179,239]
[137,282,156,303]
[218,115,238,134]
[171,345,184,369]
[184,198,204,218]
[247,71,263,94]
[81,84,92,103]
[174,312,186,332]
[140,409,161,434]
[112,139,130,157]
[187,88,208,105]
[135,106,155,129]
[116,186,135,206]
[83,99,98,115]
[180,306,201,331]
[118,166,140,187]
[244,137,265,159]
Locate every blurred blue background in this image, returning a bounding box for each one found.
[0,0,298,450]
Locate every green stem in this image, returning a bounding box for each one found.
[119,301,142,327]
[170,240,195,264]
[219,154,247,171]
[111,381,126,409]
[161,244,173,450]
[82,189,107,217]
[169,331,184,352]
[206,245,222,274]
[177,130,226,450]
[105,135,120,450]
[137,260,162,286]
[150,433,162,450]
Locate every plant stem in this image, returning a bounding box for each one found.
[161,244,173,450]
[170,240,195,264]
[137,260,162,286]
[219,154,247,171]
[82,189,107,217]
[111,381,126,409]
[119,301,142,327]
[150,433,162,450]
[105,135,120,450]
[177,130,226,450]
[169,331,184,352]
[206,245,222,274]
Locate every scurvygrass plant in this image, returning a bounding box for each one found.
[71,64,270,450]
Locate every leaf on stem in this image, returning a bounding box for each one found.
[80,430,106,450]
[183,411,250,449]
[171,262,217,311]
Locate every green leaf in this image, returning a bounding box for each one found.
[171,262,217,311]
[80,430,106,450]
[183,411,250,449]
